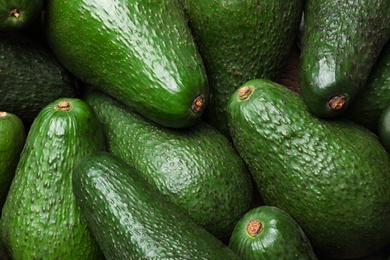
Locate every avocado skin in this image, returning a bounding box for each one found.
[86,89,253,241]
[44,0,209,128]
[0,112,25,214]
[227,79,390,259]
[0,98,106,259]
[344,41,390,130]
[299,0,390,118]
[72,152,240,260]
[229,206,317,260]
[0,32,76,127]
[182,0,303,137]
[0,0,43,31]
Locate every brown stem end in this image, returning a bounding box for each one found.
[246,220,263,237]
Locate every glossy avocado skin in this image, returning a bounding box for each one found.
[229,206,317,260]
[182,0,303,137]
[344,41,390,130]
[72,152,240,260]
[299,0,390,118]
[0,32,76,126]
[86,89,253,241]
[227,79,390,259]
[0,0,43,31]
[0,98,106,259]
[44,0,208,128]
[0,112,25,214]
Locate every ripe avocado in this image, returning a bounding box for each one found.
[181,0,303,137]
[229,206,317,260]
[0,98,106,259]
[85,89,253,241]
[299,0,390,118]
[227,79,390,259]
[0,112,25,213]
[0,0,43,31]
[0,32,77,126]
[44,0,209,128]
[72,152,240,260]
[344,41,390,130]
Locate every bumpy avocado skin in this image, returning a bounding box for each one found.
[0,98,106,259]
[182,0,303,137]
[299,0,390,118]
[344,41,390,130]
[229,206,317,260]
[86,89,253,241]
[44,0,208,128]
[72,152,240,260]
[227,79,390,259]
[0,32,76,126]
[0,112,25,213]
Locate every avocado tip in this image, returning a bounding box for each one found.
[191,94,205,113]
[328,95,347,111]
[246,220,262,237]
[55,100,72,111]
[9,9,20,18]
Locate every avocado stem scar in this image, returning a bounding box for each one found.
[0,112,7,117]
[246,220,262,237]
[192,94,204,113]
[9,9,20,18]
[238,86,253,101]
[328,95,347,111]
[55,101,72,111]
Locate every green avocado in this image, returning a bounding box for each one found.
[344,41,390,130]
[227,79,390,259]
[0,0,43,31]
[44,0,209,128]
[229,206,317,260]
[72,152,240,260]
[0,32,77,127]
[0,111,25,214]
[181,0,303,137]
[299,0,390,118]
[85,89,253,241]
[0,98,106,259]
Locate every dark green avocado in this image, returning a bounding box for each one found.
[44,0,209,128]
[182,0,303,137]
[0,31,77,127]
[0,0,43,31]
[72,152,240,260]
[344,40,390,130]
[299,0,390,118]
[229,206,317,260]
[227,79,390,259]
[85,89,253,241]
[0,98,106,259]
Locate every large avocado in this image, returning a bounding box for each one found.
[227,79,390,259]
[44,0,209,128]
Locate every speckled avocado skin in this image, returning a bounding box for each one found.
[44,0,208,128]
[72,152,240,260]
[0,98,106,259]
[227,79,390,259]
[181,0,303,137]
[299,0,390,118]
[86,89,253,241]
[0,112,25,213]
[344,41,390,130]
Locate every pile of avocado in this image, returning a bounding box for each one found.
[1,0,390,259]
